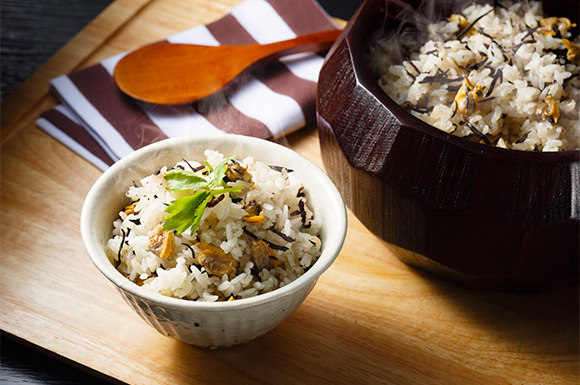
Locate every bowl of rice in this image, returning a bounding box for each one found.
[317,0,579,291]
[81,134,347,348]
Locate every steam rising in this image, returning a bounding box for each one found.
[367,0,580,151]
[368,0,510,71]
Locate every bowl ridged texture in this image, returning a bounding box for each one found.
[115,282,314,347]
[81,134,346,347]
[317,0,579,292]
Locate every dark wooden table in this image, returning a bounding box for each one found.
[0,1,362,383]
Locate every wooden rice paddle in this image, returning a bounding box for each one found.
[113,29,342,105]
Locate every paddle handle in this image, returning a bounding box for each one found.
[250,29,342,61]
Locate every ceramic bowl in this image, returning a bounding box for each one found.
[81,134,347,348]
[317,0,579,291]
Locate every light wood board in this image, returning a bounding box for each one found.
[1,0,578,384]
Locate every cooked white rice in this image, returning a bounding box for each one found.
[106,150,322,302]
[369,1,579,151]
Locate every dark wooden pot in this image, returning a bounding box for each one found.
[317,0,580,291]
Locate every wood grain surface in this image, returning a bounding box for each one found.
[1,0,578,384]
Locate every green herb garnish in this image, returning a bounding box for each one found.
[162,158,243,235]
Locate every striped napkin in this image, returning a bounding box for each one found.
[37,0,338,171]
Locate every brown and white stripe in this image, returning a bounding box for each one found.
[37,0,337,170]
[37,105,115,170]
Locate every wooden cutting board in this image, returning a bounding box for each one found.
[1,0,578,384]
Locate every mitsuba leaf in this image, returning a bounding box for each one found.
[209,157,233,188]
[162,190,211,234]
[162,157,242,235]
[189,193,211,234]
[165,169,208,192]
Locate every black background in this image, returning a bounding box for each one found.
[0,0,363,384]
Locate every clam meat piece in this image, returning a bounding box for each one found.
[536,95,560,123]
[242,200,266,224]
[225,160,252,183]
[540,17,577,36]
[251,240,281,271]
[196,242,238,277]
[452,77,483,116]
[148,224,175,259]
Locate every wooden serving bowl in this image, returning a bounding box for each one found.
[317,0,580,291]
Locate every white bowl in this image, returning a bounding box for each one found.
[80,134,347,348]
